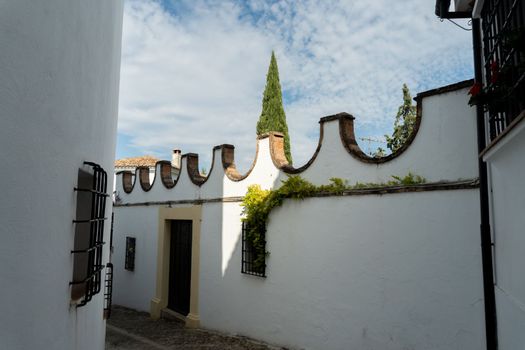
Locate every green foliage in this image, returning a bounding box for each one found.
[353,172,426,189]
[256,51,293,164]
[273,175,317,199]
[240,185,271,269]
[391,172,425,185]
[383,84,417,153]
[241,173,426,269]
[372,147,386,158]
[370,84,416,157]
[318,177,349,195]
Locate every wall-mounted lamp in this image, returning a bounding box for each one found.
[435,0,473,19]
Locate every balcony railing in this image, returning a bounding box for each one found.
[481,0,525,140]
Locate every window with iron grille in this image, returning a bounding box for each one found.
[481,0,525,140]
[241,222,266,277]
[125,236,136,271]
[70,162,108,307]
[104,262,113,319]
[104,213,115,319]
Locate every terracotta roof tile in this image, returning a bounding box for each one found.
[115,155,159,168]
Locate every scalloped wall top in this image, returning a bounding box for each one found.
[115,80,476,198]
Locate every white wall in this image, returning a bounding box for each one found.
[113,167,156,193]
[199,191,484,350]
[114,189,485,350]
[112,85,485,349]
[112,206,160,312]
[0,1,123,349]
[484,120,525,350]
[115,86,478,203]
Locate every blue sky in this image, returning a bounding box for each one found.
[116,0,473,171]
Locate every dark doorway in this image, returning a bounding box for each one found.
[168,220,192,316]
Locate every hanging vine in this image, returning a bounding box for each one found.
[240,173,426,270]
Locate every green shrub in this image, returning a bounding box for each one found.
[241,173,426,270]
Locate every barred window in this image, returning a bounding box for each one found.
[125,236,136,271]
[70,162,108,307]
[241,222,266,277]
[104,262,113,319]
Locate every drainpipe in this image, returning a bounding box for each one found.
[472,17,498,350]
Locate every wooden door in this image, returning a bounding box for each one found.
[168,220,192,315]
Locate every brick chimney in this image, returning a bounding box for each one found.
[171,149,181,169]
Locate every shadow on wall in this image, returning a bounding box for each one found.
[112,80,481,349]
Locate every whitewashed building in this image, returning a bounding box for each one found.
[114,151,181,199]
[113,81,487,349]
[436,1,525,349]
[115,155,161,181]
[0,1,123,349]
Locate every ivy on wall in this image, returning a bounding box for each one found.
[241,173,426,270]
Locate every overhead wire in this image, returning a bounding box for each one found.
[439,17,473,31]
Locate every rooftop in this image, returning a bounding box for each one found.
[115,155,159,168]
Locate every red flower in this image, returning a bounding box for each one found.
[490,61,500,84]
[469,82,482,96]
[490,61,499,72]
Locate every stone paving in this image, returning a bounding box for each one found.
[105,305,282,350]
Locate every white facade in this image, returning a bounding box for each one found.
[113,83,487,349]
[201,192,483,349]
[483,120,525,349]
[0,1,123,349]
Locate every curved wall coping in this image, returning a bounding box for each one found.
[115,80,474,198]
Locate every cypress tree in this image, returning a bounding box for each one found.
[257,51,292,163]
[385,84,417,152]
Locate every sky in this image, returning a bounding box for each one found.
[116,0,474,172]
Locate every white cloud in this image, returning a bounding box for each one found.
[118,0,473,171]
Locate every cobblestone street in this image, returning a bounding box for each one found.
[105,306,280,350]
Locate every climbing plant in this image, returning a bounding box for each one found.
[241,173,426,270]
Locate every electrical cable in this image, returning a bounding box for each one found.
[444,18,472,31]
